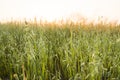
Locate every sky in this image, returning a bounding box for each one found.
[0,0,120,22]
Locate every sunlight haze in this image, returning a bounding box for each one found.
[0,0,120,22]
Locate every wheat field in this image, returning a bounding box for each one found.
[0,21,120,80]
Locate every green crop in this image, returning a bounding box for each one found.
[0,22,120,80]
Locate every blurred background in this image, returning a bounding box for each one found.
[0,0,120,23]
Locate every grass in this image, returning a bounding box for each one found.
[0,21,120,80]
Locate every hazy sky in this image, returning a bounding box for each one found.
[0,0,120,22]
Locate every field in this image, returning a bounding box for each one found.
[0,21,120,80]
